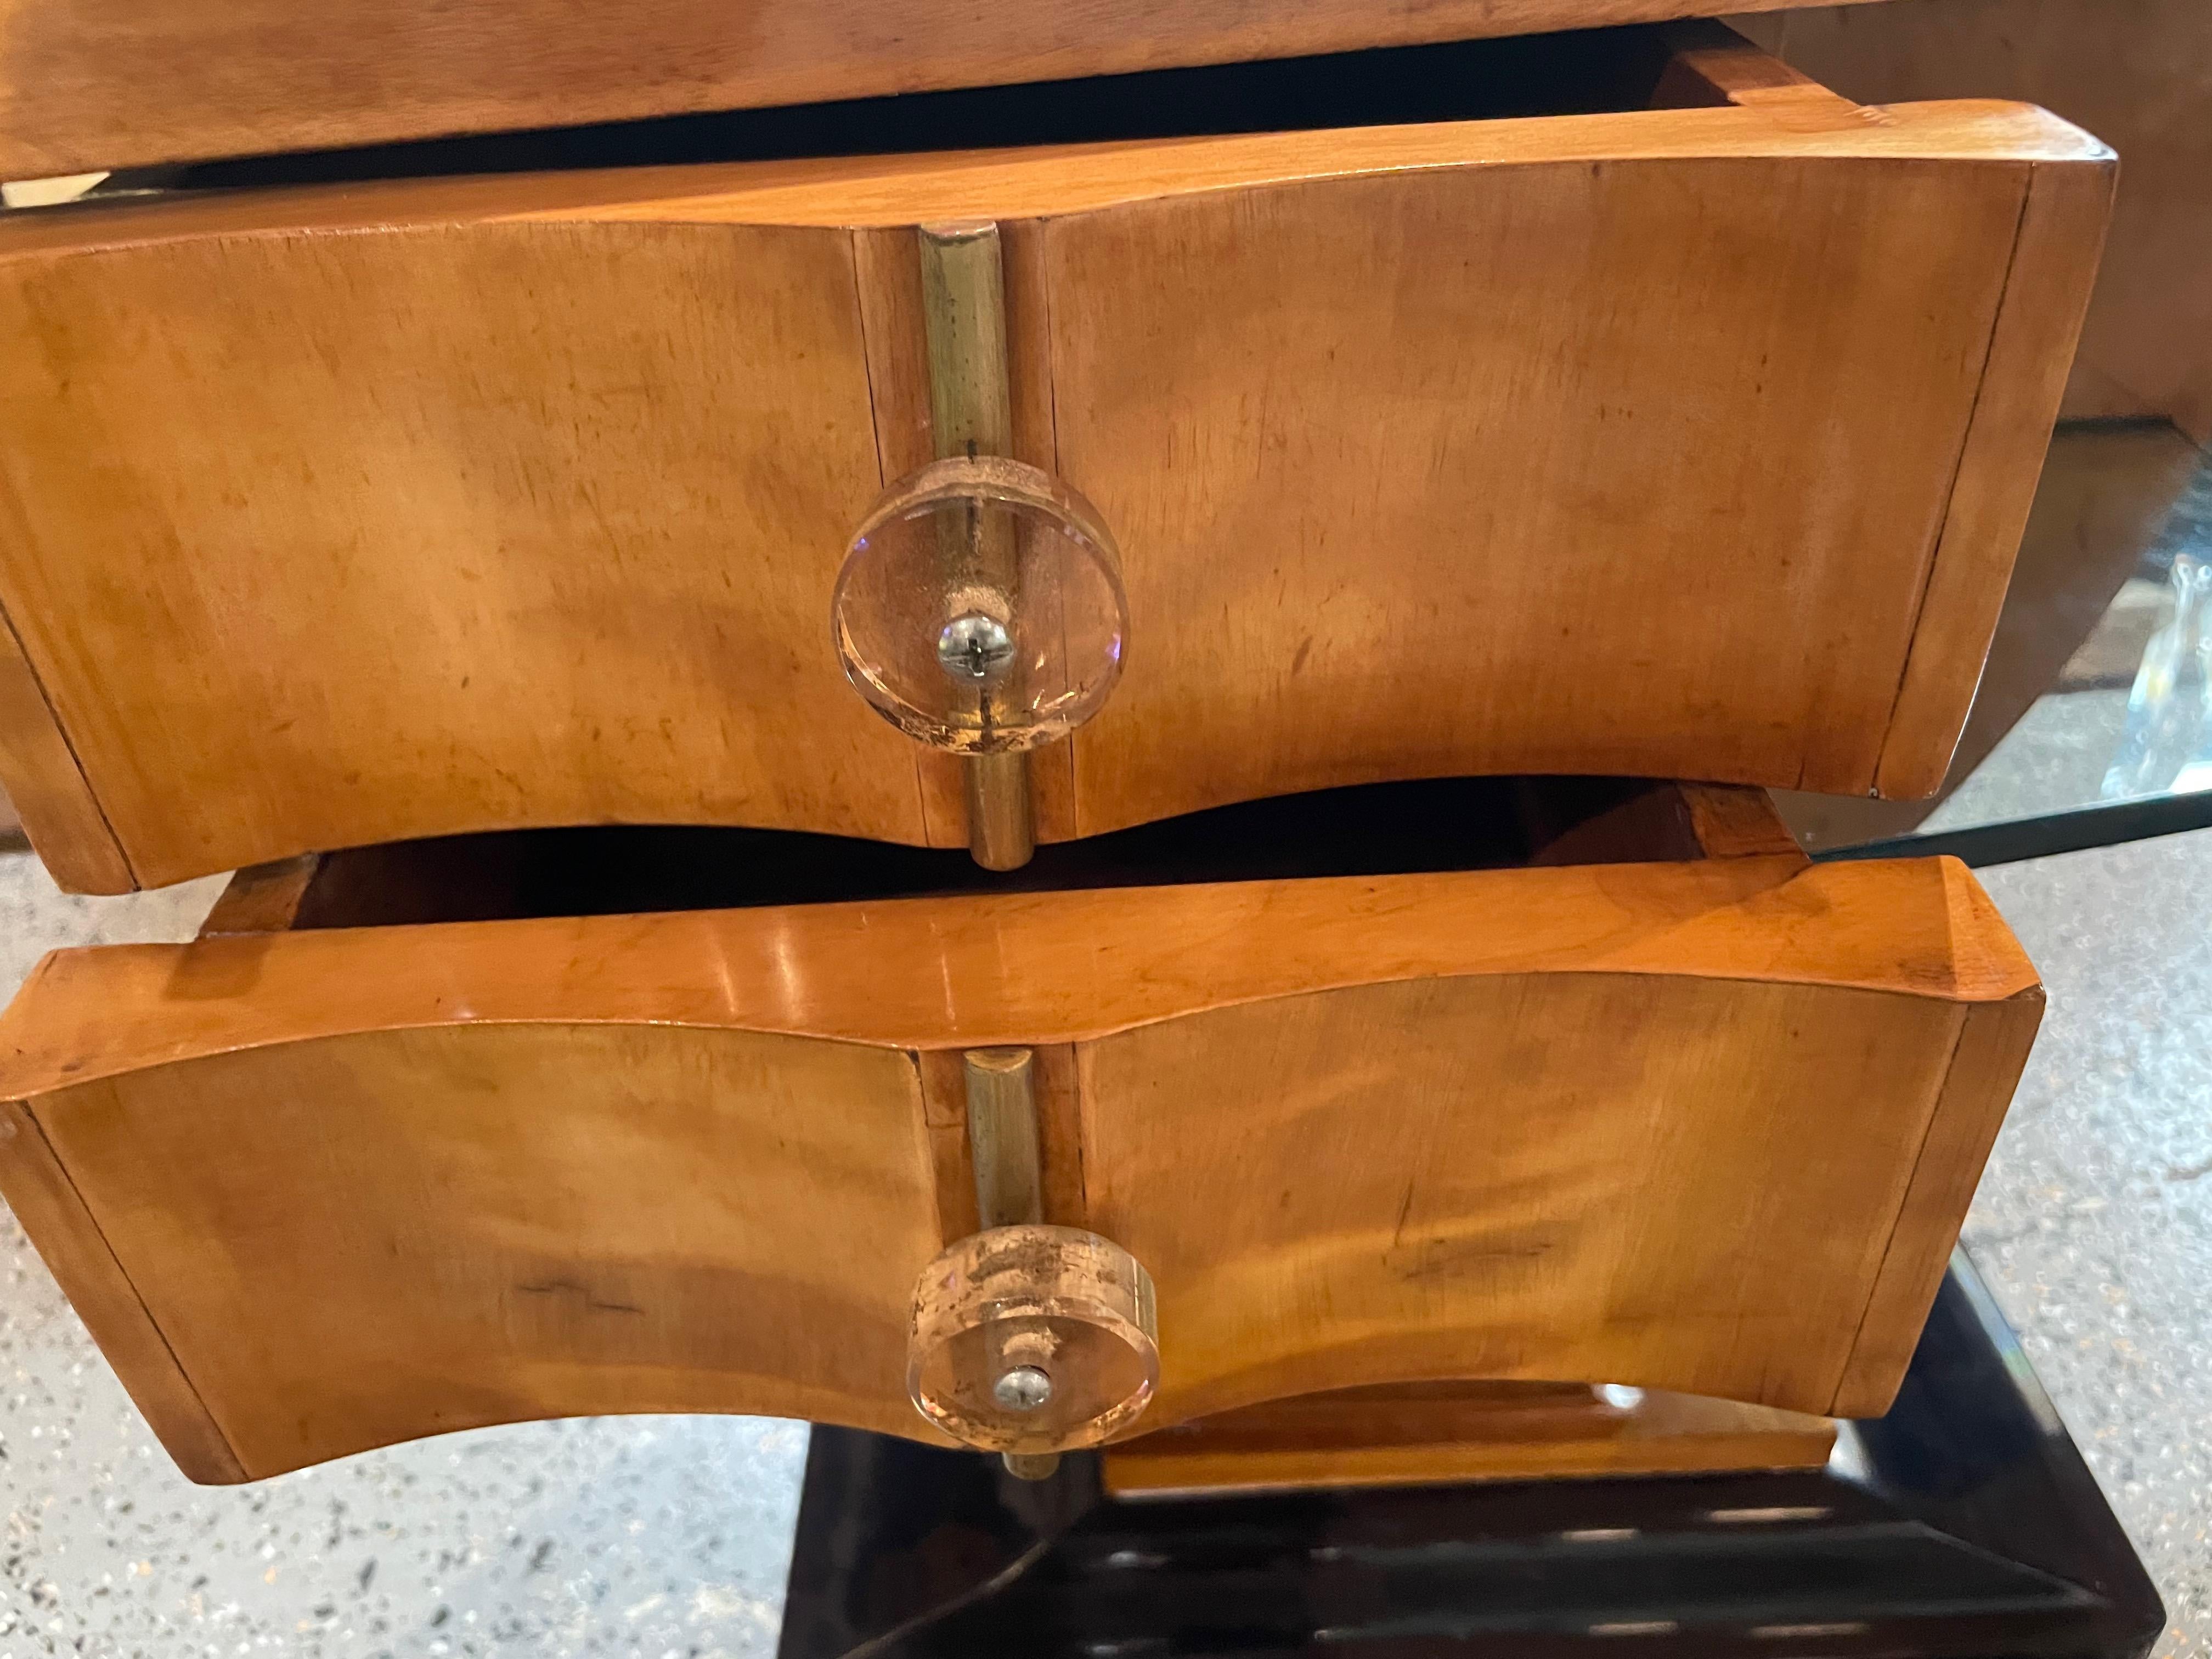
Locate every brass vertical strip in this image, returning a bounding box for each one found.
[919,222,1035,870]
[964,1046,1041,1230]
[962,1045,1059,1479]
[919,222,1014,462]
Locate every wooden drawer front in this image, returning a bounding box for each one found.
[0,786,2040,1482]
[0,29,2111,891]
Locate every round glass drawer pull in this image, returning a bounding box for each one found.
[832,456,1128,755]
[907,1223,1159,1454]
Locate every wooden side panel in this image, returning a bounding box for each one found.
[0,1096,242,1480]
[24,1024,943,1479]
[0,604,130,891]
[0,0,1894,178]
[1874,154,2117,797]
[0,218,928,889]
[1049,149,2035,826]
[1830,987,2045,1414]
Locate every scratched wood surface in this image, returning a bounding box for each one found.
[0,65,2109,889]
[0,830,2039,1481]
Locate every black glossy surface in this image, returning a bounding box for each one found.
[1816,788,2212,870]
[778,1255,2164,1658]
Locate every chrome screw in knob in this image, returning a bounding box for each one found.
[936,612,1014,684]
[992,1365,1053,1412]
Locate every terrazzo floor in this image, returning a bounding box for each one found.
[0,830,2204,1656]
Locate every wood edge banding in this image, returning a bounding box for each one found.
[0,1095,245,1481]
[0,101,2110,265]
[1827,984,2045,1416]
[0,859,2040,1101]
[1872,148,2119,798]
[0,599,135,893]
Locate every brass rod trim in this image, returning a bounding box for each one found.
[919,221,1035,869]
[964,1046,1042,1231]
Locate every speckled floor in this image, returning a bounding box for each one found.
[1972,833,2212,1657]
[0,832,2205,1656]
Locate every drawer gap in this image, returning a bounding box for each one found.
[200,776,1799,936]
[108,24,1768,195]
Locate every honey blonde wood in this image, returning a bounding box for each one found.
[1047,110,2106,828]
[1103,1381,1837,1494]
[0,217,927,891]
[1079,968,2038,1422]
[1680,781,1807,861]
[0,1099,242,1481]
[0,100,2111,252]
[22,1025,945,1481]
[1872,149,2116,797]
[0,97,2108,888]
[1651,16,1857,117]
[0,852,2036,1477]
[195,855,320,937]
[0,857,2036,1077]
[0,0,1894,178]
[0,602,129,891]
[1830,991,2045,1414]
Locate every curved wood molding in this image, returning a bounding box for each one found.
[0,857,2040,1481]
[0,98,2110,890]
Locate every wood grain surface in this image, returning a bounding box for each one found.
[0,0,1894,178]
[0,847,2038,1478]
[0,217,929,890]
[1869,143,2114,797]
[0,1099,242,1481]
[1103,1380,1837,1493]
[0,607,128,889]
[20,1026,945,1479]
[0,94,2109,888]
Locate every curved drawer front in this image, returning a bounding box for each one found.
[0,849,2039,1482]
[0,81,2111,890]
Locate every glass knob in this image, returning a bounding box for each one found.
[907,1224,1159,1454]
[832,457,1128,755]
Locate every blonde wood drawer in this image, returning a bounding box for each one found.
[0,781,2039,1482]
[0,25,2111,891]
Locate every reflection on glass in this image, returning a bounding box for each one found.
[832,458,1128,757]
[2103,552,2212,799]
